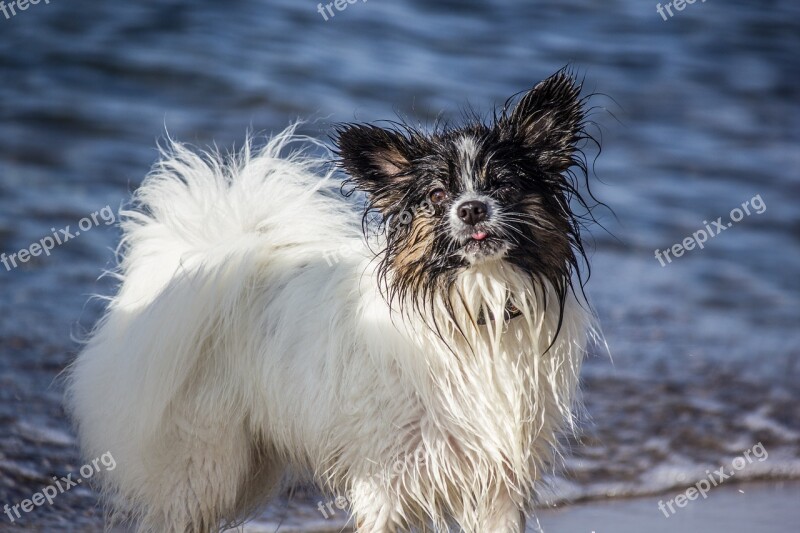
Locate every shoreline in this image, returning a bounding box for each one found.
[239,480,800,532]
[534,480,800,532]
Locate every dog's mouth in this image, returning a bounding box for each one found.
[460,231,509,262]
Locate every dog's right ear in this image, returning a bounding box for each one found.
[334,124,414,198]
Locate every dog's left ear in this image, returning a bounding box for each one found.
[501,72,585,174]
[334,124,414,201]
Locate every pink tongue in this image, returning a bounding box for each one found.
[472,232,488,241]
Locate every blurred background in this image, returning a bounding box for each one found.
[0,0,798,531]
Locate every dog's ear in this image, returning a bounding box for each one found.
[335,124,414,197]
[501,71,585,173]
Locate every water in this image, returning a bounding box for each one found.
[1,0,798,530]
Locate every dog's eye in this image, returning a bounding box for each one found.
[429,188,448,205]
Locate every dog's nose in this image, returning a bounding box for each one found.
[457,200,488,226]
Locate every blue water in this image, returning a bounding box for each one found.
[1,0,798,530]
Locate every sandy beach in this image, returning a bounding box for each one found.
[238,481,800,533]
[534,481,800,533]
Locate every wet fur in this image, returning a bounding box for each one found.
[336,71,595,339]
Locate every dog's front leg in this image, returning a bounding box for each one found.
[483,494,526,533]
[349,479,404,533]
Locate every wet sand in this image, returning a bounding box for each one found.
[533,481,800,533]
[241,481,800,532]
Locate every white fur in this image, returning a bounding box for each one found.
[455,135,479,192]
[66,124,593,532]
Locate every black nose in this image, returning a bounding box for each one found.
[457,200,488,226]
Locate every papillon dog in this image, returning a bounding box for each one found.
[66,70,601,532]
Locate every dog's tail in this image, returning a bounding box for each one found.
[65,124,357,527]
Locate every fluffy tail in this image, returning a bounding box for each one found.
[65,124,354,530]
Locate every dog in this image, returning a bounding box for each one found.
[66,70,600,532]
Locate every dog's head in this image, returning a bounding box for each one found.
[336,71,594,316]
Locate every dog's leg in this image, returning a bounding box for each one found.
[349,480,404,533]
[136,413,278,533]
[482,494,526,533]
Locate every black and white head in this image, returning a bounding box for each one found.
[335,71,596,322]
